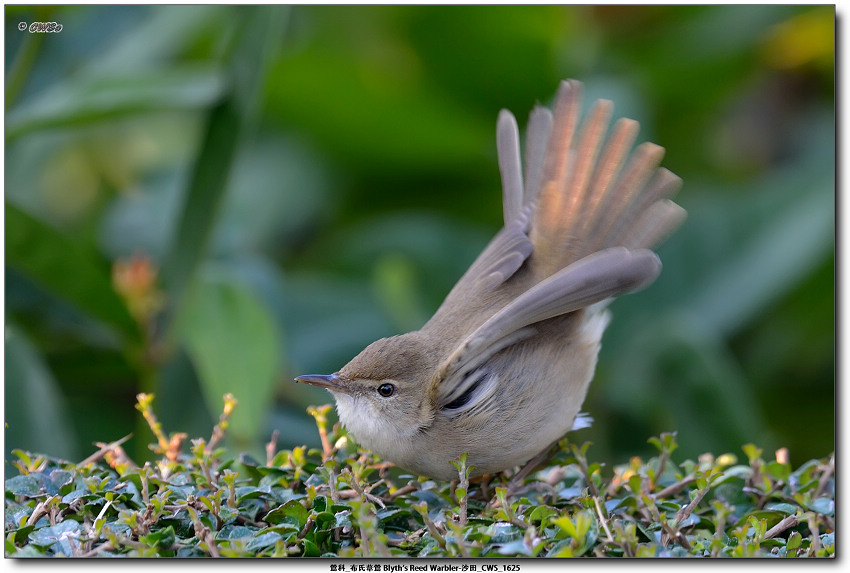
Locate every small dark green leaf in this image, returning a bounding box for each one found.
[216,524,255,540]
[50,470,75,495]
[28,520,83,554]
[763,502,798,515]
[805,497,833,516]
[141,525,177,548]
[765,461,791,482]
[313,511,336,531]
[247,531,284,552]
[302,538,321,557]
[312,495,328,512]
[264,499,309,527]
[526,505,558,525]
[61,488,93,505]
[5,475,42,497]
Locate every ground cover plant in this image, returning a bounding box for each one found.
[5,6,834,560]
[4,394,834,558]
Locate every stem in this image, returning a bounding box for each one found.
[5,20,45,108]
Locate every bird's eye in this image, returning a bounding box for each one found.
[377,383,395,397]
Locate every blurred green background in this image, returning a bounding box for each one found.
[5,5,834,470]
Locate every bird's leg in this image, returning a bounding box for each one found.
[509,440,562,488]
[487,440,562,507]
[468,473,494,501]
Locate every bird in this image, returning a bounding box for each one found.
[296,79,685,480]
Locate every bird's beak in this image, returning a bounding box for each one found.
[295,374,349,393]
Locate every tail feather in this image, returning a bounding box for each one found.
[609,168,683,249]
[587,141,666,253]
[529,80,582,273]
[523,105,553,207]
[561,98,613,235]
[633,167,683,217]
[432,79,684,345]
[497,109,524,225]
[541,81,582,186]
[575,117,640,241]
[524,80,683,278]
[620,199,687,250]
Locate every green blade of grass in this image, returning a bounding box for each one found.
[5,66,226,142]
[161,5,288,323]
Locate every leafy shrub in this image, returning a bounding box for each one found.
[4,395,834,558]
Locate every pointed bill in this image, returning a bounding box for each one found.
[295,374,352,393]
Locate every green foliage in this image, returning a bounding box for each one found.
[4,402,834,558]
[4,5,834,471]
[5,202,139,343]
[178,274,280,444]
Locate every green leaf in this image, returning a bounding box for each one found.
[49,470,75,495]
[141,525,177,548]
[764,461,791,482]
[5,474,42,497]
[5,66,226,141]
[4,203,139,342]
[527,505,558,525]
[495,539,534,556]
[686,166,834,336]
[547,538,576,557]
[264,499,309,528]
[247,530,285,552]
[742,444,763,464]
[302,538,321,557]
[162,6,287,319]
[785,533,802,553]
[553,516,578,539]
[28,520,83,555]
[216,525,255,540]
[805,497,833,516]
[4,328,79,460]
[763,502,797,515]
[179,272,280,442]
[313,512,336,531]
[312,495,328,512]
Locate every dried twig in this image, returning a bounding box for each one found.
[387,482,419,501]
[764,515,799,540]
[593,496,615,546]
[674,485,710,527]
[296,516,316,541]
[207,393,237,453]
[814,454,834,499]
[265,430,280,466]
[653,476,697,500]
[78,434,134,467]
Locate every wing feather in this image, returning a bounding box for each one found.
[431,247,661,397]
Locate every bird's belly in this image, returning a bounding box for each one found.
[412,332,600,479]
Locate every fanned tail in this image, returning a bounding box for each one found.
[496,79,685,281]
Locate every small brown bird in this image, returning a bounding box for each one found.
[297,80,685,480]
